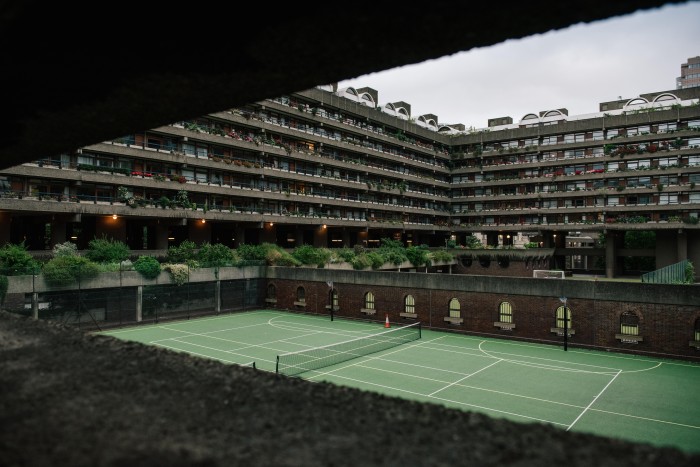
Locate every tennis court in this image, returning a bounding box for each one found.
[98,309,700,454]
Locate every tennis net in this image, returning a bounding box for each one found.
[276,321,421,377]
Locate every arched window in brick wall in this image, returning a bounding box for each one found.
[448,298,460,318]
[620,311,639,336]
[296,286,305,303]
[404,295,415,314]
[364,292,375,311]
[499,302,513,324]
[266,283,276,300]
[555,305,571,329]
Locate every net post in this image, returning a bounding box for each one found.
[418,322,422,339]
[275,355,279,374]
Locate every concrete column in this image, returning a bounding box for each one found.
[295,227,304,246]
[136,286,142,322]
[32,292,38,320]
[342,230,351,248]
[605,231,616,279]
[677,230,687,262]
[235,225,245,247]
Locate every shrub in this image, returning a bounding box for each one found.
[406,245,430,267]
[167,240,198,263]
[0,242,40,275]
[350,254,372,270]
[85,236,130,263]
[52,241,78,257]
[134,256,162,279]
[237,243,279,261]
[686,261,696,284]
[430,249,453,263]
[292,245,331,267]
[163,263,189,285]
[336,247,356,263]
[42,256,100,286]
[366,252,385,270]
[197,242,235,268]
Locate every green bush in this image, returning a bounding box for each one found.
[197,242,235,268]
[336,247,356,262]
[163,263,189,285]
[0,242,40,275]
[237,243,279,261]
[430,249,453,263]
[686,261,696,284]
[52,241,78,257]
[350,254,372,270]
[85,236,130,263]
[167,240,198,263]
[42,256,100,286]
[366,252,385,270]
[134,256,162,279]
[406,245,430,267]
[292,245,331,266]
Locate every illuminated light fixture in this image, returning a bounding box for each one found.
[112,214,117,220]
[70,236,78,240]
[167,237,175,241]
[322,224,327,229]
[269,222,274,227]
[201,219,206,224]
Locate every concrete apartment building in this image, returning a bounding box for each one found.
[0,84,699,278]
[677,55,700,89]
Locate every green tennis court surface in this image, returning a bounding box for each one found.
[98,310,700,453]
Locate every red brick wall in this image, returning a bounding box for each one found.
[269,279,700,362]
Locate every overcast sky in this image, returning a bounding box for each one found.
[337,1,700,129]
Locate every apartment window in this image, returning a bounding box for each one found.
[657,157,676,167]
[499,302,513,323]
[627,160,650,170]
[607,162,619,172]
[591,147,604,156]
[657,122,677,133]
[658,175,678,186]
[658,194,678,205]
[627,176,651,188]
[591,130,604,141]
[688,155,700,166]
[565,181,585,191]
[541,136,558,145]
[448,298,460,318]
[606,129,620,139]
[564,133,585,143]
[607,197,619,206]
[404,295,416,314]
[523,138,538,147]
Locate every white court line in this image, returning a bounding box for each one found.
[99,310,279,335]
[428,359,503,397]
[567,369,622,431]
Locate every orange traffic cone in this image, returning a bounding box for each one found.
[385,313,390,328]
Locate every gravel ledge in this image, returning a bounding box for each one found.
[1,310,697,467]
